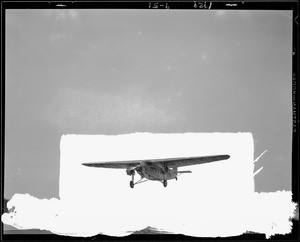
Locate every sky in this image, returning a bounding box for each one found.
[2,133,296,237]
[5,9,292,200]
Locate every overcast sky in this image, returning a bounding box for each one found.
[5,9,292,199]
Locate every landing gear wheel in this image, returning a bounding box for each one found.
[130,181,134,188]
[163,180,167,187]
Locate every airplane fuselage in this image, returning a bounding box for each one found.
[135,162,177,181]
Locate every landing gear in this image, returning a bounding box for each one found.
[130,172,135,188]
[128,170,147,188]
[163,180,167,187]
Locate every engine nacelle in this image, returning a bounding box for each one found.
[126,169,135,176]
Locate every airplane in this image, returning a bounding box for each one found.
[82,154,230,188]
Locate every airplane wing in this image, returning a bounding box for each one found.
[82,155,230,169]
[150,154,230,168]
[82,160,141,169]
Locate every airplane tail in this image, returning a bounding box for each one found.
[173,167,192,174]
[177,170,192,174]
[175,170,191,180]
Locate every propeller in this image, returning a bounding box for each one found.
[126,164,142,176]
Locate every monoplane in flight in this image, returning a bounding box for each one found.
[82,154,230,188]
